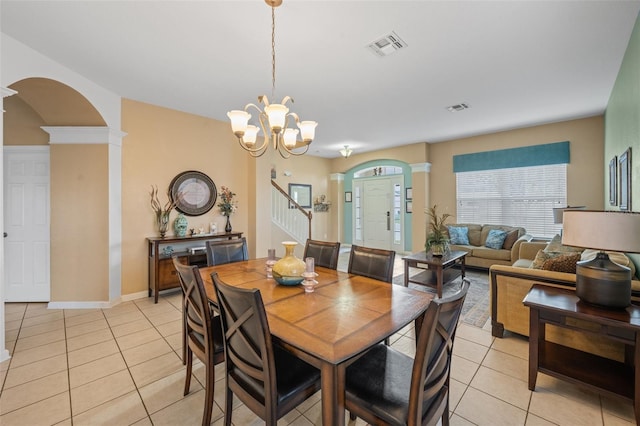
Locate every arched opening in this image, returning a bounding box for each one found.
[4,77,111,303]
[342,160,412,252]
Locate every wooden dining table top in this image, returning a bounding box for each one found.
[199,257,435,365]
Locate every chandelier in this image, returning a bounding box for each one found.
[339,145,353,158]
[227,0,317,158]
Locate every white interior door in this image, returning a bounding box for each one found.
[4,146,50,302]
[362,178,392,250]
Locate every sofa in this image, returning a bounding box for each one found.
[490,238,640,362]
[445,223,532,268]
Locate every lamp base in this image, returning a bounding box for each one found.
[575,252,631,309]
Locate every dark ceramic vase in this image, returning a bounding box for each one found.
[225,216,232,233]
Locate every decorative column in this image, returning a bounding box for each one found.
[410,163,431,252]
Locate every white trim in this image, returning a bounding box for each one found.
[121,290,151,302]
[410,162,431,173]
[1,87,17,98]
[0,350,10,363]
[41,126,127,146]
[48,300,116,310]
[330,173,345,182]
[4,145,50,154]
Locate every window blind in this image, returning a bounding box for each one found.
[456,164,566,238]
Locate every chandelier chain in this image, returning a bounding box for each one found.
[271,5,276,100]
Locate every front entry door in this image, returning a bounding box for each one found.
[4,146,51,302]
[362,179,392,250]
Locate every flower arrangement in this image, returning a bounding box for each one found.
[150,185,179,237]
[426,205,451,255]
[218,186,238,217]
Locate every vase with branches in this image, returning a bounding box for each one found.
[426,205,451,256]
[150,185,179,238]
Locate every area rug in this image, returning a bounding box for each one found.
[392,269,490,328]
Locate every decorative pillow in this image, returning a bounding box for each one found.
[485,229,508,249]
[448,226,470,245]
[530,250,561,269]
[502,230,519,250]
[544,234,583,254]
[541,252,581,274]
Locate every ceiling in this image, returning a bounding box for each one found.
[2,1,639,158]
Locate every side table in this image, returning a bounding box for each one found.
[401,250,467,297]
[523,284,640,424]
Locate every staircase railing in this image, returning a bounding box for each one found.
[271,180,312,244]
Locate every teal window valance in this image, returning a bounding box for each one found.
[453,141,570,173]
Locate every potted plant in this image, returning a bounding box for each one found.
[426,205,451,256]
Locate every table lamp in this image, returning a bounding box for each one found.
[562,210,640,309]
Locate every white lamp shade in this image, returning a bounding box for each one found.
[227,110,250,134]
[283,128,299,148]
[242,125,260,146]
[562,210,640,253]
[298,121,317,142]
[264,104,288,131]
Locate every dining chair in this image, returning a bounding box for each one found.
[303,238,341,269]
[172,257,225,426]
[348,244,396,283]
[345,279,470,426]
[211,272,322,425]
[206,237,249,266]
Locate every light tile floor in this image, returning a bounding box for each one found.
[1,253,637,425]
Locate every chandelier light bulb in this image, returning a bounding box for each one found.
[283,128,299,148]
[242,125,260,147]
[264,104,289,132]
[298,121,318,142]
[227,110,250,136]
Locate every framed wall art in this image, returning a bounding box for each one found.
[619,148,632,211]
[609,156,617,206]
[406,201,413,214]
[345,191,352,203]
[405,187,413,200]
[288,183,312,208]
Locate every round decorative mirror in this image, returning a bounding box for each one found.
[169,170,217,216]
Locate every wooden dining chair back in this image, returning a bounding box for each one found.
[345,280,470,426]
[303,239,341,270]
[211,272,321,425]
[172,257,225,426]
[206,237,249,266]
[348,244,396,283]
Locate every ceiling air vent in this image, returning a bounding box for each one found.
[447,103,470,113]
[368,31,407,57]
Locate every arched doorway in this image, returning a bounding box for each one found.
[4,78,109,302]
[343,160,412,252]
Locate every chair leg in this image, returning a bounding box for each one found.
[224,388,233,426]
[202,363,215,426]
[184,347,193,396]
[349,411,356,421]
[384,337,390,345]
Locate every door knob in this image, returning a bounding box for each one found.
[3,232,6,238]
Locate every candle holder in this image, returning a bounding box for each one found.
[301,271,318,293]
[266,259,277,279]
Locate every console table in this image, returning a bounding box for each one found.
[524,284,640,424]
[147,232,243,303]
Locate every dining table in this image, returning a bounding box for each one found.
[199,258,434,426]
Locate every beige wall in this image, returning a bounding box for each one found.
[121,99,254,296]
[4,96,49,146]
[429,116,605,218]
[50,144,109,301]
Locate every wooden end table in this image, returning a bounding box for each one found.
[523,284,640,424]
[401,250,467,297]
